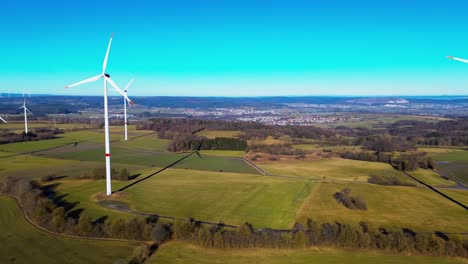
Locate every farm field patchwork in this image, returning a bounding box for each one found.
[0,196,139,264]
[148,242,467,264]
[43,146,258,174]
[295,182,468,233]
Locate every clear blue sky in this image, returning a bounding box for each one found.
[1,0,468,96]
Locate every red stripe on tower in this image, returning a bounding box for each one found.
[105,153,111,157]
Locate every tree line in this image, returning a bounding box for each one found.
[0,176,466,259]
[172,218,466,258]
[0,128,63,144]
[167,134,248,152]
[341,151,435,171]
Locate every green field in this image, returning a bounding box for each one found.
[433,150,468,162]
[0,196,139,264]
[113,134,170,151]
[198,150,246,157]
[0,130,103,153]
[148,242,467,264]
[197,130,244,139]
[41,146,258,174]
[257,158,413,183]
[437,189,468,206]
[432,150,468,185]
[0,121,92,132]
[54,168,315,229]
[296,182,468,233]
[407,169,457,187]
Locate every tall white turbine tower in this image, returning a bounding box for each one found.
[19,99,32,133]
[123,78,134,141]
[65,34,134,196]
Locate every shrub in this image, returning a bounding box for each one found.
[333,188,367,211]
[368,175,416,187]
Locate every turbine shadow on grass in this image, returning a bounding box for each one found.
[115,151,199,193]
[40,182,81,217]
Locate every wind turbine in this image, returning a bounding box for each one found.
[19,99,32,133]
[65,33,134,196]
[123,78,134,141]
[447,56,468,64]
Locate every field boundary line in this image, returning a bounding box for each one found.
[402,172,467,210]
[292,181,323,226]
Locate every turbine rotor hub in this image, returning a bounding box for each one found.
[104,73,110,78]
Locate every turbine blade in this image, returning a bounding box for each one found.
[26,108,33,115]
[0,117,7,123]
[124,78,135,92]
[102,33,114,74]
[105,77,135,105]
[447,56,468,64]
[65,75,101,89]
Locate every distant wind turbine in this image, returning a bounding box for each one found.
[19,99,32,133]
[123,78,134,141]
[65,33,134,196]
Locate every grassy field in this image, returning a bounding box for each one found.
[54,168,315,229]
[0,121,92,132]
[0,130,103,153]
[198,150,246,157]
[113,134,170,151]
[433,150,468,162]
[42,146,258,174]
[293,144,361,152]
[48,179,137,220]
[432,150,468,185]
[437,189,468,206]
[0,196,139,264]
[197,130,244,139]
[407,169,457,187]
[148,242,467,264]
[0,151,78,179]
[257,158,413,183]
[296,182,468,233]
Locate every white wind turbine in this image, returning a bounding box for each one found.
[447,56,468,64]
[123,78,134,141]
[19,99,32,133]
[65,34,134,196]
